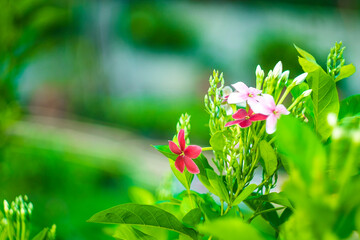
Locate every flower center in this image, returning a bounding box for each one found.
[245,116,250,120]
[248,93,253,97]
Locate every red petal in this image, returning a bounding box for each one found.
[225,120,242,127]
[184,145,202,159]
[250,114,268,121]
[184,156,200,174]
[175,156,185,173]
[232,109,247,120]
[239,119,252,128]
[248,108,253,115]
[168,141,181,155]
[178,129,186,151]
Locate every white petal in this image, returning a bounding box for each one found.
[294,73,308,85]
[266,115,277,134]
[232,82,249,93]
[228,93,246,104]
[273,61,283,78]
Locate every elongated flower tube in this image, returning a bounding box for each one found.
[168,129,201,174]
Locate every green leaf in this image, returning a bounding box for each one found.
[258,192,294,210]
[113,225,156,240]
[259,140,278,177]
[339,95,360,119]
[182,208,202,227]
[335,64,356,82]
[298,57,319,72]
[129,187,155,205]
[206,169,230,202]
[153,145,178,160]
[294,44,317,63]
[276,116,326,185]
[210,131,226,151]
[198,218,266,240]
[87,203,198,240]
[32,228,50,240]
[169,159,194,190]
[232,184,258,205]
[192,154,217,194]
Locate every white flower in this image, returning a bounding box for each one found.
[294,73,308,85]
[273,61,283,79]
[301,89,312,97]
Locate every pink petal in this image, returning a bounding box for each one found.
[184,145,202,159]
[225,120,242,127]
[266,114,277,134]
[232,109,247,120]
[239,119,252,128]
[248,108,254,115]
[248,99,272,115]
[184,156,200,174]
[261,94,276,110]
[175,156,185,173]
[249,113,268,121]
[178,129,186,151]
[227,93,246,104]
[248,87,262,96]
[232,82,249,93]
[276,104,290,115]
[168,141,181,155]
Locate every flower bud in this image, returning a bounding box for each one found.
[222,86,232,97]
[301,89,312,97]
[280,70,290,82]
[256,65,264,79]
[294,73,308,85]
[273,61,283,79]
[4,200,9,213]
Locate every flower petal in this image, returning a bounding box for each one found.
[184,145,202,159]
[239,119,252,128]
[276,104,290,115]
[184,156,200,174]
[175,156,185,173]
[249,113,268,121]
[248,87,262,96]
[225,120,242,127]
[248,99,271,115]
[227,93,246,104]
[232,109,248,119]
[168,141,181,155]
[232,82,249,93]
[261,94,276,110]
[178,129,186,151]
[266,114,277,134]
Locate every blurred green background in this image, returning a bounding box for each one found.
[0,0,359,239]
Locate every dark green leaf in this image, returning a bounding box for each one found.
[335,64,356,82]
[259,140,278,177]
[88,203,198,240]
[339,95,360,119]
[232,184,258,205]
[198,218,266,240]
[206,169,230,202]
[258,192,294,210]
[182,208,202,227]
[32,228,50,240]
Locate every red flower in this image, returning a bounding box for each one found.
[168,129,201,174]
[225,108,268,128]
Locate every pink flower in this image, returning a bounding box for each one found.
[227,82,262,106]
[225,108,268,128]
[249,94,290,134]
[168,129,201,174]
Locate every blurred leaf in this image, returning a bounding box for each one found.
[259,141,277,177]
[258,192,294,210]
[182,208,202,227]
[206,169,229,202]
[129,187,155,205]
[210,131,226,151]
[335,64,356,82]
[279,208,293,226]
[339,95,360,119]
[113,225,156,240]
[232,184,257,206]
[198,218,267,240]
[276,116,326,184]
[32,228,50,240]
[88,203,198,240]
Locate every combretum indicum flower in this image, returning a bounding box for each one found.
[228,82,262,106]
[168,129,201,174]
[225,108,267,128]
[249,94,290,134]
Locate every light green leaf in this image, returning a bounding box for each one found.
[87,203,198,240]
[232,184,258,205]
[198,218,267,240]
[276,116,326,185]
[153,145,178,160]
[298,57,319,72]
[259,140,278,177]
[169,159,194,190]
[113,225,156,240]
[206,169,229,203]
[182,208,202,227]
[210,131,226,151]
[335,64,356,82]
[129,187,155,205]
[294,44,317,63]
[339,95,360,119]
